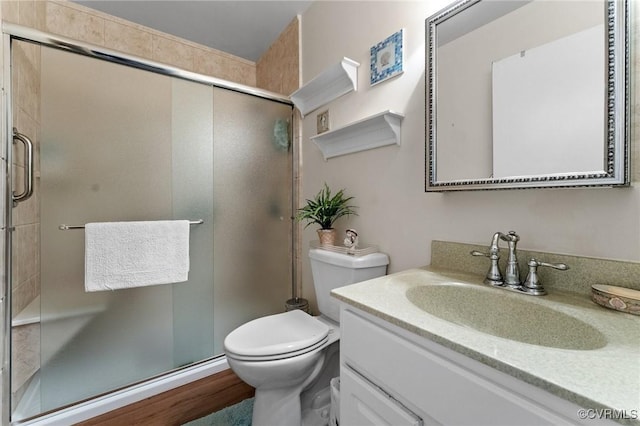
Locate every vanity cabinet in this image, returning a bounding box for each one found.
[341,367,423,425]
[340,307,611,426]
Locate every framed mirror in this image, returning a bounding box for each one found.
[426,0,630,191]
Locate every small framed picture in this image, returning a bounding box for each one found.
[317,110,330,134]
[370,29,404,86]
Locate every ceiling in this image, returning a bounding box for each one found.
[73,1,313,62]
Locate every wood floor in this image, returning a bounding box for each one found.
[77,368,254,426]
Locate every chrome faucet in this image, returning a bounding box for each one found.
[471,231,568,296]
[471,231,505,286]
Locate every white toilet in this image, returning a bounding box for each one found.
[224,248,389,426]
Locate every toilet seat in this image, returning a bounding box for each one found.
[227,335,329,362]
[224,310,330,361]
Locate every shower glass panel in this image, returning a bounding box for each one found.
[10,39,293,421]
[38,44,214,414]
[211,87,292,354]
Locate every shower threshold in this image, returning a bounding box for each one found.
[12,356,229,425]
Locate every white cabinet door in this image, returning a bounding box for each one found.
[341,366,423,426]
[340,308,587,426]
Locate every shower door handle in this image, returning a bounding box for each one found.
[12,127,34,206]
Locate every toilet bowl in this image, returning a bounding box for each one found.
[226,310,338,426]
[224,248,389,426]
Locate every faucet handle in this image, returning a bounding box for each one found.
[470,249,500,262]
[501,231,520,242]
[522,258,569,295]
[470,250,503,286]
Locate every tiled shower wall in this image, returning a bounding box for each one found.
[257,16,300,95]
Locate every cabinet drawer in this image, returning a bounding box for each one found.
[341,365,423,426]
[341,309,575,425]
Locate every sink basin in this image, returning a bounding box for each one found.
[406,284,607,350]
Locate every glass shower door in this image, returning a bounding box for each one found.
[10,38,293,421]
[36,44,216,414]
[211,87,293,354]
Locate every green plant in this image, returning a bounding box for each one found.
[296,183,358,230]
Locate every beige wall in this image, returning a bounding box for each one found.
[299,0,640,313]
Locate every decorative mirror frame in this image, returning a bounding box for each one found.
[425,0,630,191]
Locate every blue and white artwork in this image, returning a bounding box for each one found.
[370,29,404,86]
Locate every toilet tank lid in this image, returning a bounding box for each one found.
[309,248,389,268]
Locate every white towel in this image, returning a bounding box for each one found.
[84,220,190,292]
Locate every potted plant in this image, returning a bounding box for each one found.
[296,183,358,246]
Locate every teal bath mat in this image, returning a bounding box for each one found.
[185,397,253,426]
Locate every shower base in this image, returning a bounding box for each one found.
[13,357,229,425]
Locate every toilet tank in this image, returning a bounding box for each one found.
[309,248,389,322]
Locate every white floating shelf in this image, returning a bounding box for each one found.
[290,57,359,116]
[310,111,404,160]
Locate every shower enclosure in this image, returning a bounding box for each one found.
[3,26,294,423]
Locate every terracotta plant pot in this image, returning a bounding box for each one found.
[317,228,337,246]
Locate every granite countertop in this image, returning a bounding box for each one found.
[331,266,640,422]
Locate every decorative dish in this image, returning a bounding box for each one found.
[591,284,640,315]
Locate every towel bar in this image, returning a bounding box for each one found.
[58,220,204,230]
